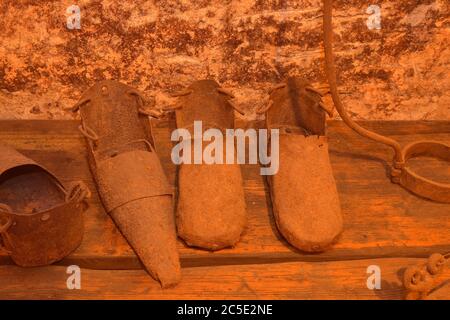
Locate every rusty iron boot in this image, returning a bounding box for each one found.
[257,77,343,252]
[72,80,181,288]
[171,80,247,251]
[0,145,88,266]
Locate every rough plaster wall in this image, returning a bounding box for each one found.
[0,0,449,120]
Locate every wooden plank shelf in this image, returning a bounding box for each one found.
[0,258,448,300]
[0,120,449,299]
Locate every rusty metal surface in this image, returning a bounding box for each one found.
[174,79,247,251]
[403,252,450,300]
[262,77,343,253]
[392,141,450,203]
[95,150,173,213]
[323,0,450,204]
[264,77,327,135]
[0,145,87,267]
[174,80,236,132]
[74,80,181,288]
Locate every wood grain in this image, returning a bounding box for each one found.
[0,258,448,300]
[0,120,449,269]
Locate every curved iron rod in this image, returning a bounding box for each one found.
[322,0,404,163]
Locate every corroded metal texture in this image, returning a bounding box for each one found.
[74,80,181,288]
[175,80,235,131]
[391,141,450,203]
[263,77,343,253]
[0,145,88,267]
[403,252,450,300]
[175,80,247,251]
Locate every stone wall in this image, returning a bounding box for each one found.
[0,0,449,120]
